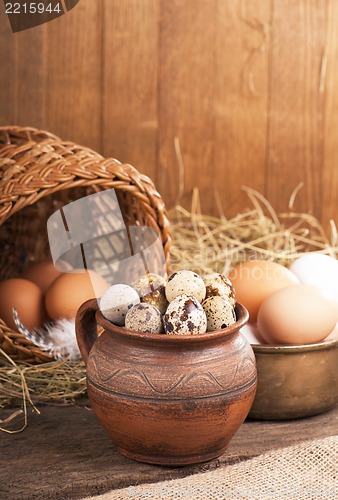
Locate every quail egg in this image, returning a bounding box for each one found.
[202,296,236,331]
[165,270,206,303]
[99,284,140,326]
[204,273,236,306]
[163,293,207,335]
[132,273,168,314]
[125,303,163,334]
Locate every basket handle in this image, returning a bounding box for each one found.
[75,299,100,365]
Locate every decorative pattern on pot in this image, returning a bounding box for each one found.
[76,299,257,466]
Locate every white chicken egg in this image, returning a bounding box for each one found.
[290,253,338,305]
[203,273,236,306]
[163,293,207,335]
[165,270,206,303]
[99,284,140,326]
[202,296,236,331]
[125,303,163,334]
[324,322,338,341]
[240,323,264,344]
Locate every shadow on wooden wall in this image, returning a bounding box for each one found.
[0,0,337,231]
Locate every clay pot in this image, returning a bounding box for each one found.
[76,300,257,466]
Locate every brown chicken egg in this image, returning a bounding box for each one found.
[0,278,48,331]
[45,270,109,320]
[229,260,299,323]
[257,284,338,345]
[22,259,63,293]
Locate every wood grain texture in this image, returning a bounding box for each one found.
[158,0,216,213]
[266,0,326,217]
[322,0,338,229]
[0,2,15,124]
[214,0,271,217]
[45,0,103,151]
[0,0,337,228]
[102,0,159,183]
[1,402,338,499]
[0,2,46,127]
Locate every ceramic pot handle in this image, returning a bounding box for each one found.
[75,298,99,365]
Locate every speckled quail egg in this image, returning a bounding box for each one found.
[204,273,236,307]
[125,303,163,334]
[202,296,237,331]
[132,273,168,314]
[163,293,207,335]
[99,284,140,326]
[165,270,206,303]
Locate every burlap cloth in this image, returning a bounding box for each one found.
[84,435,338,499]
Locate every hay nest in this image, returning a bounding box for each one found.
[169,186,338,275]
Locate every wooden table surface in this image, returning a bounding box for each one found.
[2,401,338,500]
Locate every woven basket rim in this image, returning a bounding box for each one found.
[0,126,171,364]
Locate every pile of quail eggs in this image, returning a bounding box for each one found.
[99,270,237,335]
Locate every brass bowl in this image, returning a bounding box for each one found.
[249,337,338,419]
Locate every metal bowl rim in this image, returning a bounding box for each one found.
[252,336,338,353]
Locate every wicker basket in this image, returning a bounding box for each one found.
[0,126,171,364]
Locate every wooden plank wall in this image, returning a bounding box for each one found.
[0,0,337,231]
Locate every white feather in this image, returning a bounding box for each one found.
[12,308,81,360]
